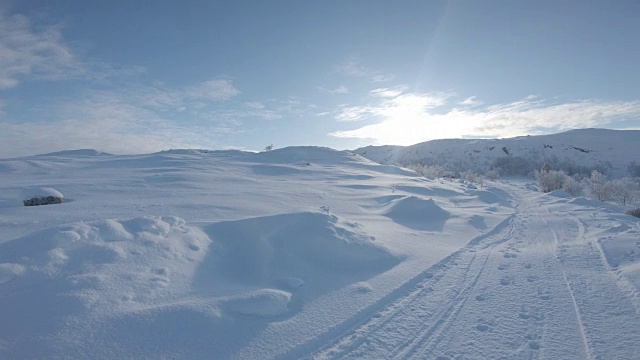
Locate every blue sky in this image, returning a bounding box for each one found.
[1,0,640,157]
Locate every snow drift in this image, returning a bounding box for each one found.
[383,196,451,231]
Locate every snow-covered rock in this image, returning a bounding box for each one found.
[21,187,64,206]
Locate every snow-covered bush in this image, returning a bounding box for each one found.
[583,172,639,205]
[536,170,568,193]
[485,170,500,180]
[562,177,582,196]
[477,176,485,189]
[460,170,478,184]
[626,208,640,218]
[587,170,614,202]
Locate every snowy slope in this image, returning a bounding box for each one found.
[354,128,640,177]
[0,147,638,359]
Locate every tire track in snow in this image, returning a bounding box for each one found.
[300,214,517,360]
[543,205,640,360]
[295,182,640,360]
[549,227,595,360]
[390,229,511,360]
[539,209,594,360]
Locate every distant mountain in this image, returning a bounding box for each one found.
[37,149,112,157]
[353,129,640,177]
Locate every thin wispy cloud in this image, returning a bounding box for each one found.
[370,86,409,98]
[336,57,395,83]
[371,74,396,83]
[0,7,82,89]
[330,92,640,145]
[335,88,451,123]
[460,96,482,106]
[318,85,349,94]
[245,101,266,109]
[0,88,239,158]
[0,77,314,157]
[336,105,376,122]
[0,116,212,158]
[186,79,240,102]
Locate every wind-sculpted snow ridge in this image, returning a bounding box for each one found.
[200,212,400,290]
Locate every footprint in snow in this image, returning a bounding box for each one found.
[518,305,531,319]
[525,334,542,350]
[475,318,496,332]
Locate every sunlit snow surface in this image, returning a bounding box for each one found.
[0,147,638,359]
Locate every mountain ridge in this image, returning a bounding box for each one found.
[353,128,640,177]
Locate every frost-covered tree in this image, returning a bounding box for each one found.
[627,161,640,177]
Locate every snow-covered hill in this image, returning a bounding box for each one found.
[0,146,639,359]
[354,128,640,177]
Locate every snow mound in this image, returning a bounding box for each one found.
[384,196,451,231]
[251,146,355,165]
[198,212,400,291]
[0,215,210,356]
[223,289,292,317]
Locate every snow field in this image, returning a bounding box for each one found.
[0,146,638,359]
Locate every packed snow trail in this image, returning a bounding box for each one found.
[305,185,640,360]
